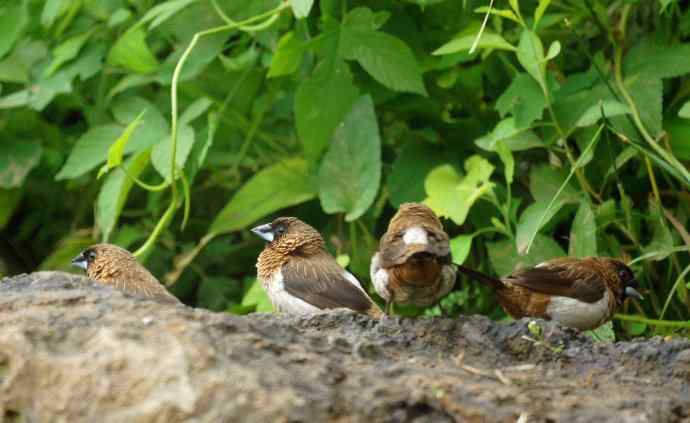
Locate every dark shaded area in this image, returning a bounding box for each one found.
[1,272,689,422]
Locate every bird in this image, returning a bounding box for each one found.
[457,257,644,331]
[251,217,383,318]
[370,202,457,315]
[71,243,180,305]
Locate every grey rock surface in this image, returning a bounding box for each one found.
[1,271,689,422]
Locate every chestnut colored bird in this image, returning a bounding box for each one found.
[252,217,383,318]
[72,243,180,305]
[458,257,643,330]
[370,202,457,315]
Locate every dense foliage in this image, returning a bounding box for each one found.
[2,0,690,338]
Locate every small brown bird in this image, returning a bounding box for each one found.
[458,257,643,330]
[252,217,383,317]
[370,202,457,315]
[72,243,180,305]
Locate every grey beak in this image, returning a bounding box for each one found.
[251,223,274,242]
[625,286,643,301]
[71,252,88,270]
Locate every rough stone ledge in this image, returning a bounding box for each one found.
[1,272,689,422]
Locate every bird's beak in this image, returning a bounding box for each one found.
[71,252,88,270]
[625,286,643,301]
[251,223,274,242]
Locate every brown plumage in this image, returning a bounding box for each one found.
[252,217,382,318]
[371,203,457,314]
[72,243,180,305]
[458,257,643,330]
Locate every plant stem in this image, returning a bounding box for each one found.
[614,313,690,329]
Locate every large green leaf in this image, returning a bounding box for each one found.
[268,31,304,78]
[44,30,95,76]
[0,140,42,188]
[475,118,543,152]
[529,165,579,203]
[515,200,566,254]
[624,40,690,80]
[98,111,146,178]
[433,27,515,55]
[150,125,195,180]
[387,141,445,207]
[495,73,545,130]
[516,30,545,86]
[96,151,150,242]
[295,60,360,164]
[319,95,381,221]
[569,199,597,258]
[340,13,426,95]
[424,156,494,226]
[56,125,123,180]
[0,2,28,59]
[209,158,316,235]
[108,27,158,74]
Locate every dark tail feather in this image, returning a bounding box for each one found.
[457,265,503,290]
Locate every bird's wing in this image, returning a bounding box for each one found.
[506,258,606,303]
[282,252,378,314]
[379,224,450,267]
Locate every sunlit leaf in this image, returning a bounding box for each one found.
[108,27,158,74]
[289,0,314,19]
[97,111,146,179]
[569,200,597,258]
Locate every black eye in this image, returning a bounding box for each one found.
[87,251,97,261]
[274,225,285,236]
[618,269,629,280]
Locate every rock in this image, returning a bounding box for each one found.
[1,271,689,422]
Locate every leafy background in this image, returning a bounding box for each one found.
[1,0,690,338]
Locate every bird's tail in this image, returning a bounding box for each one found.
[457,265,503,290]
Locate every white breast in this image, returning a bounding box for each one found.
[370,252,390,301]
[261,269,322,315]
[403,226,428,245]
[546,290,611,330]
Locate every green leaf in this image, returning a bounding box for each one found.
[268,32,304,78]
[624,40,690,80]
[450,234,474,265]
[0,2,28,59]
[495,140,514,185]
[495,73,546,129]
[340,26,426,95]
[679,100,690,119]
[209,158,316,235]
[529,165,579,203]
[219,47,258,72]
[108,27,158,74]
[515,200,566,254]
[44,30,94,77]
[97,111,146,179]
[387,141,446,207]
[644,202,675,261]
[241,278,273,312]
[111,96,169,153]
[516,29,545,85]
[473,7,521,23]
[96,151,150,242]
[289,0,314,18]
[56,125,123,180]
[585,321,615,342]
[425,156,494,226]
[433,30,516,55]
[475,118,543,151]
[0,188,22,230]
[319,95,381,221]
[150,125,195,180]
[534,0,552,28]
[139,0,196,30]
[569,200,597,258]
[0,141,42,188]
[545,40,561,60]
[295,60,360,164]
[488,234,565,277]
[179,97,213,126]
[185,111,217,183]
[575,100,630,127]
[41,0,67,28]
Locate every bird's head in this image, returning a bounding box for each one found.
[72,244,133,278]
[603,258,643,303]
[251,217,324,255]
[388,202,443,233]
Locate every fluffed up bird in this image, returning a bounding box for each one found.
[458,257,643,331]
[72,243,180,305]
[370,202,457,315]
[252,217,383,318]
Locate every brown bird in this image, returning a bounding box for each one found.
[370,202,457,315]
[458,257,643,330]
[72,243,180,305]
[252,217,383,318]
